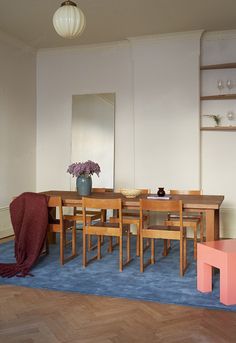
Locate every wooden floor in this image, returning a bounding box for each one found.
[0,285,236,343]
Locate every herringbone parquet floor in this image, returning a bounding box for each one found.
[1,285,236,343]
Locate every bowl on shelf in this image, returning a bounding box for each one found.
[120,188,142,198]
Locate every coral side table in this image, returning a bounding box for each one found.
[197,240,236,306]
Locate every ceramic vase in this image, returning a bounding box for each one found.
[157,187,165,197]
[76,175,92,196]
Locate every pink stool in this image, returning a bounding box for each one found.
[197,240,236,305]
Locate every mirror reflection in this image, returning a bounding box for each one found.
[71,93,115,190]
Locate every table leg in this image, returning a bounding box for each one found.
[205,209,219,242]
[197,258,212,293]
[220,257,236,305]
[48,207,57,244]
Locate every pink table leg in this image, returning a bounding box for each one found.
[197,258,212,293]
[220,257,236,305]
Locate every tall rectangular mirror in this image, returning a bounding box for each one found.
[71,93,115,190]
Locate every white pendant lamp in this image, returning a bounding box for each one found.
[53,1,86,39]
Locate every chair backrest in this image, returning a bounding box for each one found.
[83,197,122,210]
[140,199,183,227]
[82,197,123,225]
[73,188,113,214]
[48,196,61,207]
[139,189,150,194]
[48,196,63,229]
[92,188,113,193]
[169,189,202,195]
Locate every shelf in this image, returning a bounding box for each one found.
[201,126,236,131]
[201,63,236,70]
[200,94,236,100]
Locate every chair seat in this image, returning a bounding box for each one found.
[49,218,75,229]
[110,214,147,221]
[169,214,201,220]
[64,212,101,221]
[167,218,201,225]
[110,214,147,257]
[91,221,129,231]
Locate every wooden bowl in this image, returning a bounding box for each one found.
[120,188,141,198]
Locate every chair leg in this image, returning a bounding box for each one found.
[72,222,76,256]
[60,231,65,265]
[140,235,144,273]
[179,237,184,277]
[108,237,113,253]
[119,235,123,272]
[163,237,172,256]
[151,238,155,264]
[88,238,93,250]
[97,236,101,260]
[136,224,140,256]
[184,229,187,270]
[87,218,93,251]
[193,226,197,260]
[163,239,168,256]
[127,231,131,263]
[83,229,87,267]
[101,209,106,222]
[200,218,204,242]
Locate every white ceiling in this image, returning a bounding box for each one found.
[1,0,236,49]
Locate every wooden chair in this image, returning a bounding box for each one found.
[165,190,204,259]
[82,197,131,272]
[64,188,113,250]
[110,189,149,256]
[140,199,187,276]
[47,196,77,265]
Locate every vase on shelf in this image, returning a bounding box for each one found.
[157,187,165,197]
[76,174,92,196]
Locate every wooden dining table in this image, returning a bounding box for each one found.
[43,190,224,242]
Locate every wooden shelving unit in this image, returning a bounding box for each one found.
[201,126,236,131]
[201,94,236,100]
[200,62,236,131]
[201,63,236,70]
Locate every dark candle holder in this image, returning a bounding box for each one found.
[157,187,165,197]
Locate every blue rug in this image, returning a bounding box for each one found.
[1,233,235,311]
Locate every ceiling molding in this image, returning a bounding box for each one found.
[127,30,205,44]
[37,39,129,54]
[202,29,236,41]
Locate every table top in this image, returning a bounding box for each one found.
[43,190,224,210]
[201,239,236,253]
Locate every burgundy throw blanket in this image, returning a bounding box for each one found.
[0,192,48,278]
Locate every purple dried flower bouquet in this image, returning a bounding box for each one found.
[67,160,101,178]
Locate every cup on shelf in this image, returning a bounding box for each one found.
[217,80,224,94]
[226,80,233,93]
[227,111,234,124]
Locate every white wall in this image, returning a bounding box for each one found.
[129,32,202,191]
[37,32,202,194]
[0,31,36,237]
[37,42,134,191]
[201,31,236,237]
